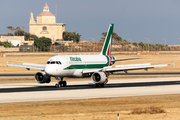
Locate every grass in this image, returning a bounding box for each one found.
[131,106,166,114]
[0,94,180,120]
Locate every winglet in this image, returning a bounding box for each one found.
[173,62,175,67]
[168,62,175,67]
[100,24,114,56]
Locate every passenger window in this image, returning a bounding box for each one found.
[47,61,61,64]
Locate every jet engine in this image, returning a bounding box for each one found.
[91,72,108,84]
[35,71,51,83]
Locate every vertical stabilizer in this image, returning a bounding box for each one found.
[100,24,114,56]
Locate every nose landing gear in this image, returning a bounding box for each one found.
[55,77,67,88]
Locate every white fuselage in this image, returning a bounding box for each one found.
[44,54,110,77]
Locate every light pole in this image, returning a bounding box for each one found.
[53,38,55,52]
[162,38,166,51]
[145,38,149,51]
[162,38,166,45]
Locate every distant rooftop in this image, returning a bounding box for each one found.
[37,11,55,16]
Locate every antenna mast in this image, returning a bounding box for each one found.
[55,4,57,18]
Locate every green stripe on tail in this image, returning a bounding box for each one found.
[100,24,114,56]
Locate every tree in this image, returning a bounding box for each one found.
[30,34,38,41]
[24,33,38,41]
[133,42,138,47]
[63,31,81,43]
[7,26,15,34]
[0,41,13,47]
[6,26,27,36]
[14,29,26,36]
[74,32,81,43]
[122,39,128,43]
[34,37,52,51]
[7,33,14,36]
[25,33,31,41]
[15,26,21,30]
[101,32,122,42]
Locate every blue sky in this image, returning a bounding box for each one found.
[0,0,180,45]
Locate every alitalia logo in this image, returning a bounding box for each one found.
[70,57,82,61]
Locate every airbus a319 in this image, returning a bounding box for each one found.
[7,24,170,87]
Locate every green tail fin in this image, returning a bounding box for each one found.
[100,24,114,56]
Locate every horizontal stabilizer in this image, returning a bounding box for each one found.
[113,57,142,62]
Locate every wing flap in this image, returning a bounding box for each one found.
[6,62,45,70]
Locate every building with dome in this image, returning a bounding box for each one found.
[29,3,65,43]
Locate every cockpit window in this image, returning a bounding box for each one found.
[46,61,61,65]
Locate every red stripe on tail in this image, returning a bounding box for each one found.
[106,44,111,56]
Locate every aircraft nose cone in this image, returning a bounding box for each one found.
[45,65,53,75]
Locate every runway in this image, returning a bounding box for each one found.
[1,77,180,103]
[1,72,180,78]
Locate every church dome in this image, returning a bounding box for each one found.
[37,3,55,16]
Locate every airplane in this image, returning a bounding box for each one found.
[7,24,171,87]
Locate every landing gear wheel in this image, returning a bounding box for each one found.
[55,77,67,87]
[100,83,104,87]
[63,81,67,87]
[59,81,63,87]
[55,83,59,88]
[95,84,99,87]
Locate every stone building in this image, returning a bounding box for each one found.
[29,3,65,43]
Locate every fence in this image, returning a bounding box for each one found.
[1,43,180,52]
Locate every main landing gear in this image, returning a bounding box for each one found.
[55,77,67,88]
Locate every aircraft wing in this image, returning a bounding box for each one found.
[6,62,45,70]
[83,63,171,74]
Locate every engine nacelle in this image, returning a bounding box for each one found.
[35,71,51,84]
[91,72,108,84]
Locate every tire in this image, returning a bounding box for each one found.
[95,84,99,87]
[59,81,63,87]
[55,83,59,88]
[100,84,104,87]
[63,81,67,87]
